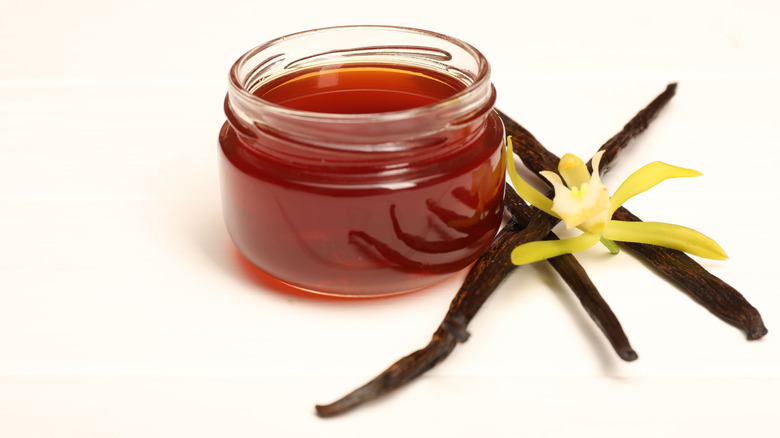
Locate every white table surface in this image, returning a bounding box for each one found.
[2,0,779,436]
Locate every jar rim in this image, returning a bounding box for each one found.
[227,25,493,124]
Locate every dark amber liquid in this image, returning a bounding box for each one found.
[257,66,462,113]
[220,65,504,295]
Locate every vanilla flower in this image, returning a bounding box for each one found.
[506,138,727,265]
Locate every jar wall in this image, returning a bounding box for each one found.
[219,115,504,296]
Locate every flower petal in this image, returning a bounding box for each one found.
[610,162,702,215]
[511,231,601,265]
[590,150,606,176]
[505,137,556,216]
[601,220,727,260]
[539,170,566,190]
[558,153,590,188]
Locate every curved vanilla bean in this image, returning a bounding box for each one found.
[504,187,637,361]
[348,230,470,274]
[501,84,767,340]
[389,204,483,253]
[315,324,458,418]
[316,215,554,418]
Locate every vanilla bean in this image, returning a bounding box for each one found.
[504,187,637,361]
[501,84,767,340]
[316,215,554,418]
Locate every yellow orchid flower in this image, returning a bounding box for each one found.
[506,138,727,265]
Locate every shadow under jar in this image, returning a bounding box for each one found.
[219,25,505,297]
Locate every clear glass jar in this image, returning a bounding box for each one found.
[219,25,505,297]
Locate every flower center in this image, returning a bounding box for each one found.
[570,183,589,201]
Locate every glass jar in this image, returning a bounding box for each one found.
[219,25,505,297]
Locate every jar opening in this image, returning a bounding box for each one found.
[225,25,496,150]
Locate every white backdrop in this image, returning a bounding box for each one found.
[1,0,779,436]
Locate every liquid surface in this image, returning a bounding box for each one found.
[255,65,464,113]
[221,65,504,296]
